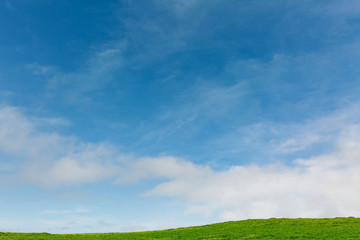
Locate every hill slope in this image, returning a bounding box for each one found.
[1,217,360,239]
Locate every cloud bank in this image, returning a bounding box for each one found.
[1,105,360,222]
[121,125,360,221]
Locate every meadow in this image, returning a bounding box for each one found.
[1,217,360,239]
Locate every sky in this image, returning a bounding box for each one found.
[1,0,360,234]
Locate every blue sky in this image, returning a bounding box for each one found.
[1,0,360,233]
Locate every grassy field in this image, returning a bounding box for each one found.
[1,217,360,239]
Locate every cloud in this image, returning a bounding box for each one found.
[154,0,214,18]
[132,31,360,156]
[117,156,212,184]
[22,157,118,186]
[273,106,360,154]
[26,63,58,76]
[118,123,360,221]
[0,105,67,159]
[135,80,248,148]
[27,42,126,104]
[0,106,119,186]
[4,0,15,10]
[2,103,360,222]
[0,91,14,98]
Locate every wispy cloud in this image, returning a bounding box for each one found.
[0,91,14,98]
[132,37,360,158]
[208,102,360,168]
[27,42,126,104]
[136,80,248,144]
[4,0,15,10]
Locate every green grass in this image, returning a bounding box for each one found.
[1,217,360,239]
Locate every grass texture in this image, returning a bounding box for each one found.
[1,217,360,239]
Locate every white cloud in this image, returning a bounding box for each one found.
[272,104,360,154]
[0,106,119,186]
[118,124,360,221]
[22,157,118,186]
[2,104,360,222]
[117,156,212,184]
[0,105,75,159]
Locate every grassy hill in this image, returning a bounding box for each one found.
[1,217,360,239]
